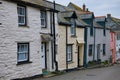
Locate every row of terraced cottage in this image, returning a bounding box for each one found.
[1,0,120,80]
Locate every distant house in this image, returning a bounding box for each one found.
[95,16,111,62]
[50,2,88,70]
[67,3,111,66]
[0,0,58,79]
[106,14,120,63]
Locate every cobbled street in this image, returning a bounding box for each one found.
[34,64,120,80]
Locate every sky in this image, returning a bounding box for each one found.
[47,0,120,18]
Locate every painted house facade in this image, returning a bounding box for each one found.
[0,0,58,79]
[95,16,111,62]
[57,11,87,70]
[106,14,120,63]
[47,2,88,70]
[67,3,111,66]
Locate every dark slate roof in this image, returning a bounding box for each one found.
[58,13,71,25]
[78,13,94,19]
[6,0,47,8]
[76,18,89,27]
[95,16,106,22]
[58,11,88,27]
[44,0,73,11]
[44,0,88,27]
[67,2,83,11]
[67,2,94,19]
[93,21,103,28]
[106,16,120,31]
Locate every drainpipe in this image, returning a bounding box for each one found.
[66,25,68,71]
[93,27,96,61]
[84,27,88,68]
[50,11,54,69]
[53,1,58,71]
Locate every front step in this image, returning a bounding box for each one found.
[42,71,56,78]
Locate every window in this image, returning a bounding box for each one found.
[103,44,106,56]
[17,43,29,63]
[17,5,26,26]
[67,44,72,62]
[89,45,93,56]
[41,11,47,28]
[71,19,76,36]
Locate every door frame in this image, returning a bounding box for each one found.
[78,46,80,67]
[97,44,101,61]
[41,42,47,69]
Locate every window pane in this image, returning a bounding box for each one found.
[18,16,25,24]
[17,5,26,25]
[41,11,46,27]
[67,45,72,62]
[18,43,29,62]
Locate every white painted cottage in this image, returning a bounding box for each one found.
[0,0,58,79]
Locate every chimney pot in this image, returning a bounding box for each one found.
[107,14,111,18]
[83,3,86,12]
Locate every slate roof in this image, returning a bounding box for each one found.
[67,2,83,11]
[6,0,48,8]
[58,11,88,27]
[67,2,94,19]
[95,16,106,22]
[93,21,103,28]
[44,0,73,11]
[44,0,88,27]
[106,16,120,31]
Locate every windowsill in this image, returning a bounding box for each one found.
[17,61,32,65]
[71,35,77,38]
[18,25,29,28]
[67,61,74,64]
[41,27,47,28]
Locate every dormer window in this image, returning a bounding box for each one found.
[71,18,76,36]
[41,11,47,28]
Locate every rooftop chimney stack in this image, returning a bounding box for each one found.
[83,3,86,12]
[107,14,111,18]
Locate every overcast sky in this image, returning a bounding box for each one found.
[47,0,120,18]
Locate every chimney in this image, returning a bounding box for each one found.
[107,14,111,18]
[83,3,86,12]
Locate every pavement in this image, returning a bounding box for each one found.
[34,64,120,80]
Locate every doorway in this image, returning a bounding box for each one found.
[97,44,101,61]
[41,42,47,69]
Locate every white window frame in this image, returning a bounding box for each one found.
[67,45,72,62]
[18,43,29,62]
[41,11,47,28]
[17,5,26,26]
